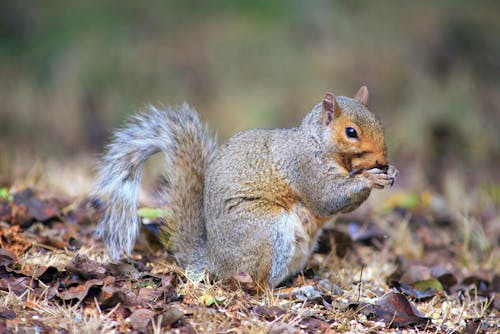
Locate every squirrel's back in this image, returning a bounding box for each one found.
[205,129,290,211]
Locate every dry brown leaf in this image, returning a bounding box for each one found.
[10,189,63,226]
[158,306,184,327]
[0,306,15,320]
[129,308,156,332]
[59,278,104,301]
[299,317,330,331]
[0,225,32,256]
[0,248,17,266]
[374,292,431,328]
[65,255,106,280]
[252,305,286,321]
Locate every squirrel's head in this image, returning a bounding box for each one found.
[320,86,388,173]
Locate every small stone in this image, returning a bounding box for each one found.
[291,285,322,301]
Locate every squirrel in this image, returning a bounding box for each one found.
[93,86,397,288]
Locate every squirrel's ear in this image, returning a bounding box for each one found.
[354,85,369,106]
[322,93,341,125]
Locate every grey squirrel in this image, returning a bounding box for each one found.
[93,86,397,288]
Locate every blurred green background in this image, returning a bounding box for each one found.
[0,1,498,193]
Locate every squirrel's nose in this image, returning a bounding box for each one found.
[376,162,389,172]
[374,151,389,167]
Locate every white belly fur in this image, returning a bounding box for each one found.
[269,202,332,287]
[285,202,329,276]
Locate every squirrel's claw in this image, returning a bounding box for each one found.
[387,165,398,187]
[363,165,398,189]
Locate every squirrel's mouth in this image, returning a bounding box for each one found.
[348,163,388,177]
[336,152,388,177]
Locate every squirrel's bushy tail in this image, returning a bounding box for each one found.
[93,104,217,265]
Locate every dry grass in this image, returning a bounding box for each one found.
[1,214,498,333]
[0,163,498,333]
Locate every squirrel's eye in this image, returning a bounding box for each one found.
[345,127,358,139]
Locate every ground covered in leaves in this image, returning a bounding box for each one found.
[0,187,498,333]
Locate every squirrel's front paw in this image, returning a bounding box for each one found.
[363,167,396,189]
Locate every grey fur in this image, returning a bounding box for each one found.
[92,104,216,262]
[203,96,389,286]
[94,93,395,287]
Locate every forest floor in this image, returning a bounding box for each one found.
[0,183,498,333]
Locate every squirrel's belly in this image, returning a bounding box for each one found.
[285,203,327,275]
